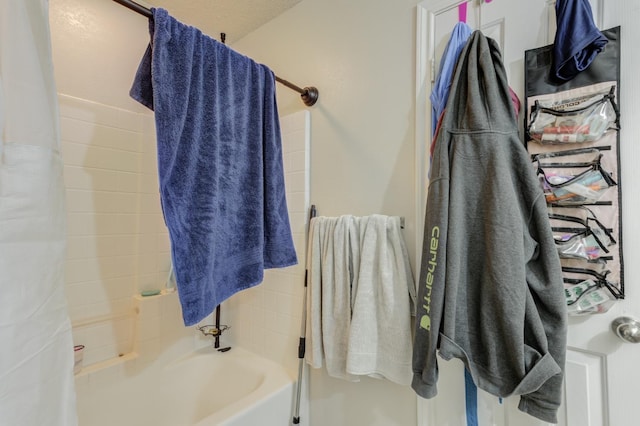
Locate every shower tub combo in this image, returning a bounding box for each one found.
[76,346,295,426]
[70,106,310,425]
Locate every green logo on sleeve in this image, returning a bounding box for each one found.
[420,315,431,331]
[419,226,439,331]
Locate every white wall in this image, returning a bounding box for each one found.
[233,1,420,425]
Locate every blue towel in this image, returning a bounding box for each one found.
[553,0,608,81]
[130,8,297,326]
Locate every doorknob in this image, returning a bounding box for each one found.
[611,316,640,343]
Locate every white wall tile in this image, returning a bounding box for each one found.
[64,166,120,192]
[93,235,137,257]
[136,254,158,276]
[61,141,89,166]
[66,236,91,260]
[60,118,96,145]
[103,278,137,299]
[97,214,126,235]
[156,234,171,253]
[137,213,159,235]
[66,189,94,213]
[59,95,119,126]
[138,173,159,194]
[65,259,102,284]
[92,192,138,214]
[61,97,162,368]
[140,153,158,174]
[139,193,161,214]
[117,172,139,193]
[116,109,144,133]
[138,273,162,293]
[137,234,158,255]
[116,214,138,235]
[68,298,133,324]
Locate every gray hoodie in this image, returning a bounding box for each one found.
[411,31,567,424]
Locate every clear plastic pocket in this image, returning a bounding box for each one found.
[565,279,615,316]
[562,266,623,315]
[555,230,609,260]
[528,87,618,144]
[533,148,617,205]
[549,210,615,260]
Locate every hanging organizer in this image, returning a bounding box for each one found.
[524,26,624,315]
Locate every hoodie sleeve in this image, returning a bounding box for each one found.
[519,193,568,423]
[411,174,450,398]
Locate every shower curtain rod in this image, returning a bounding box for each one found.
[112,0,319,106]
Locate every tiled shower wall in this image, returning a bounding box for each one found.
[60,93,309,372]
[60,94,171,367]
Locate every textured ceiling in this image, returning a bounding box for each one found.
[138,0,302,43]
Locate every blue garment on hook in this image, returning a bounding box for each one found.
[553,0,608,81]
[430,21,472,136]
[130,8,297,326]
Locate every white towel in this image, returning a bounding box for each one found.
[306,216,329,370]
[306,216,359,381]
[346,215,416,385]
[306,214,415,385]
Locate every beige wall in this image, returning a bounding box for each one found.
[234,1,418,243]
[233,1,419,425]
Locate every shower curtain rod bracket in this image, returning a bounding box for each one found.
[113,0,319,106]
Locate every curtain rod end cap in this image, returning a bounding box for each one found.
[301,87,319,107]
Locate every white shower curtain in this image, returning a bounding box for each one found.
[0,1,77,425]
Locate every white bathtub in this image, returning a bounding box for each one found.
[76,346,295,426]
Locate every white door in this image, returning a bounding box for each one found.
[415,1,640,425]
